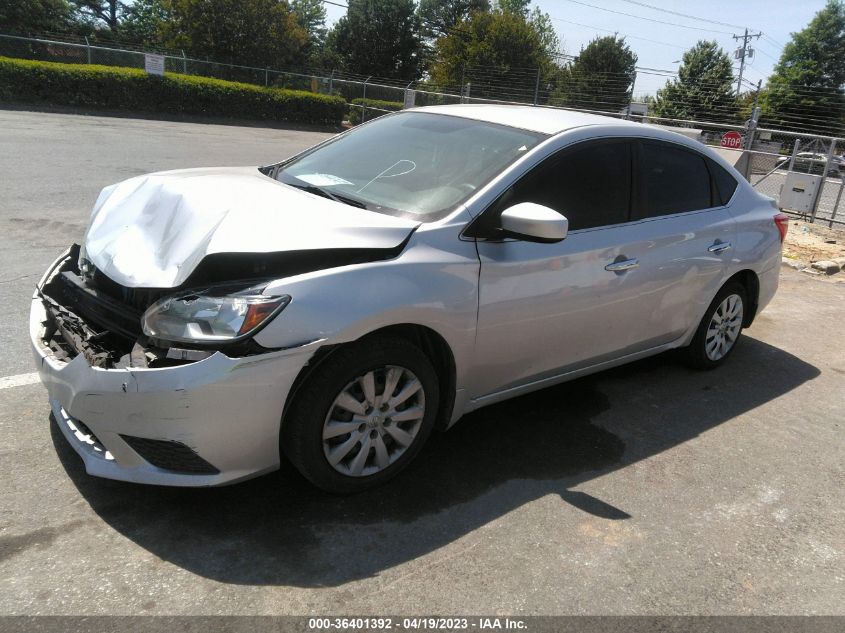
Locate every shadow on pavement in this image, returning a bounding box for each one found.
[52,336,819,587]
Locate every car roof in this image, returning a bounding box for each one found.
[413,104,642,135]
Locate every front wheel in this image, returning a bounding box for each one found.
[282,336,439,494]
[683,283,747,370]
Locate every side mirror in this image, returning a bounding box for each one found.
[500,203,568,243]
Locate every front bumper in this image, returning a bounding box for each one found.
[31,253,321,487]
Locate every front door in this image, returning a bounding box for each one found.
[469,139,645,399]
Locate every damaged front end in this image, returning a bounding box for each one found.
[38,245,143,368]
[31,246,327,486]
[37,237,410,369]
[36,245,266,369]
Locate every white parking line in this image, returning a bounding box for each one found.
[0,372,41,390]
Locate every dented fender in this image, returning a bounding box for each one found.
[254,217,480,399]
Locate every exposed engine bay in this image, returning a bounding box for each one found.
[38,245,212,369]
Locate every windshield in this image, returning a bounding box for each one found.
[276,111,547,221]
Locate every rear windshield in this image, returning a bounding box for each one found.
[276,111,547,221]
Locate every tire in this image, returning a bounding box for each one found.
[683,282,747,370]
[282,336,439,494]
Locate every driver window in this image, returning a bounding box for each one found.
[477,139,632,236]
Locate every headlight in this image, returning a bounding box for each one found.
[142,284,290,344]
[77,244,94,278]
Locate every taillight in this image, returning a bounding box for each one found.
[774,213,789,243]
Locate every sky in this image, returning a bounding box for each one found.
[322,0,829,96]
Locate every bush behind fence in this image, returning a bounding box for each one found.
[0,56,346,125]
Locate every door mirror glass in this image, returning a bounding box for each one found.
[500,203,568,243]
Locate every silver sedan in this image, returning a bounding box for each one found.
[31,105,786,493]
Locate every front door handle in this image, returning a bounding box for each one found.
[708,242,732,254]
[605,258,640,272]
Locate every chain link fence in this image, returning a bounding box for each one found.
[744,133,844,227]
[2,32,844,227]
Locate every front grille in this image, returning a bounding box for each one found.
[120,435,220,474]
[55,272,142,341]
[92,268,166,312]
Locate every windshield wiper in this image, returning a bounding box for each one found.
[291,183,369,209]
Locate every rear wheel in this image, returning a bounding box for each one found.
[684,282,747,370]
[282,336,439,494]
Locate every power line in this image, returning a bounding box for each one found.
[616,0,749,31]
[752,47,780,64]
[636,64,681,74]
[763,34,786,50]
[549,16,687,50]
[558,0,734,35]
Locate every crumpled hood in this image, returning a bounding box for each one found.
[83,167,420,288]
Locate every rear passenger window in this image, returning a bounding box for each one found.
[497,140,632,231]
[636,142,713,218]
[708,158,738,205]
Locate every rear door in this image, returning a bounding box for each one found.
[626,140,738,346]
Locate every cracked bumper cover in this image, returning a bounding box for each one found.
[30,256,321,487]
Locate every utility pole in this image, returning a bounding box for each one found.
[626,71,638,120]
[744,79,762,151]
[732,28,762,96]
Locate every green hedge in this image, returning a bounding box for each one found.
[348,97,404,125]
[0,56,346,125]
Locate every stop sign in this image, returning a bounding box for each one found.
[721,131,744,149]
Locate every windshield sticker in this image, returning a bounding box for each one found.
[298,173,354,187]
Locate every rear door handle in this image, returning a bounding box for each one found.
[605,258,640,272]
[708,242,732,254]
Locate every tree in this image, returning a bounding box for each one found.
[160,0,308,69]
[429,8,554,97]
[761,0,845,135]
[652,40,737,123]
[291,0,326,35]
[0,0,77,35]
[496,0,529,17]
[528,6,560,60]
[325,0,423,80]
[71,1,125,30]
[291,0,327,63]
[417,0,489,38]
[120,0,168,45]
[555,35,636,112]
[416,0,490,76]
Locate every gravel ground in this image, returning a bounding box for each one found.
[782,220,845,266]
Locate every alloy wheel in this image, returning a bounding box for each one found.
[705,293,744,361]
[322,365,426,477]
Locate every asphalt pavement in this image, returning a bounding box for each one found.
[0,110,843,616]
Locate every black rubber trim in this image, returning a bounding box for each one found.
[120,435,220,475]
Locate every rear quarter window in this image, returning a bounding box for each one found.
[707,158,739,206]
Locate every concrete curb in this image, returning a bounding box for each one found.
[782,257,844,276]
[781,258,807,271]
[811,260,842,275]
